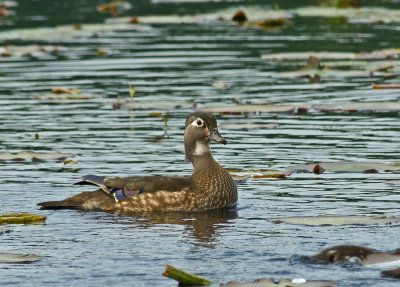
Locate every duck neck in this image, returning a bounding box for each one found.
[191,152,216,173]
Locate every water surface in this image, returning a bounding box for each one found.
[1,1,400,286]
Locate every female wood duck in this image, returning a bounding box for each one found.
[38,112,237,213]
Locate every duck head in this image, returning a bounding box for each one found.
[184,112,226,162]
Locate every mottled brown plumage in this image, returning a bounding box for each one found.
[38,112,237,213]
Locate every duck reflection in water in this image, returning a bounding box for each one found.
[92,208,238,244]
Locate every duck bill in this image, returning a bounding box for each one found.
[208,128,227,145]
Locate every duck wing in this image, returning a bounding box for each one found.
[75,174,192,201]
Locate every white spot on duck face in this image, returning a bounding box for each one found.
[193,140,210,156]
[191,118,204,127]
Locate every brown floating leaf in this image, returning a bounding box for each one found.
[0,7,11,17]
[0,253,44,263]
[247,17,292,30]
[228,169,290,179]
[35,93,99,100]
[290,162,400,173]
[72,23,82,30]
[0,213,46,225]
[51,87,80,94]
[97,1,130,17]
[313,164,325,175]
[0,151,75,162]
[268,215,400,226]
[221,277,338,287]
[163,264,213,286]
[128,16,138,24]
[232,10,248,23]
[372,83,400,89]
[64,159,78,165]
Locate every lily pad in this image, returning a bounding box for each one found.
[228,169,290,179]
[386,180,400,186]
[262,49,400,61]
[277,67,385,79]
[221,278,338,287]
[0,213,46,225]
[294,6,400,24]
[372,83,400,89]
[246,17,292,31]
[34,93,100,100]
[312,103,400,113]
[220,123,279,130]
[97,1,131,17]
[290,162,400,174]
[0,253,44,263]
[111,6,291,25]
[268,215,400,226]
[262,52,356,61]
[0,45,62,57]
[123,100,192,110]
[0,151,75,162]
[0,22,140,41]
[199,104,307,115]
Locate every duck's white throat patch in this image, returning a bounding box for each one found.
[193,140,211,156]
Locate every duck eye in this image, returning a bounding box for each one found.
[196,119,203,126]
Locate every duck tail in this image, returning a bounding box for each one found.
[37,199,81,210]
[38,190,111,210]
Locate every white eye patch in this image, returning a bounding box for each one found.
[191,118,204,127]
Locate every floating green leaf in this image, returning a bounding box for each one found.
[0,151,75,162]
[290,162,400,173]
[0,213,46,225]
[163,264,213,286]
[268,215,399,226]
[221,278,338,287]
[0,253,44,263]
